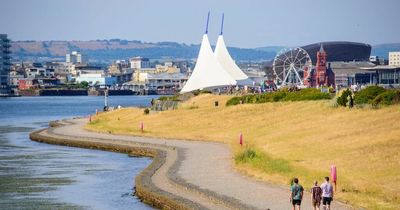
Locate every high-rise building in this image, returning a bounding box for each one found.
[389,52,400,66]
[129,57,150,69]
[0,34,11,95]
[66,51,87,64]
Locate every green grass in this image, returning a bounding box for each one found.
[235,147,292,174]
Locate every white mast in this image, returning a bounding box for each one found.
[214,14,253,86]
[181,12,237,93]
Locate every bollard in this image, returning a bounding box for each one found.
[331,165,337,191]
[239,133,243,147]
[140,122,144,132]
[89,115,92,123]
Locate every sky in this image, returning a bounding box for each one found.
[1,0,399,48]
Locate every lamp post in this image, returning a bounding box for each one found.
[104,87,109,111]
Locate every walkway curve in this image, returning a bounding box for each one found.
[30,118,352,210]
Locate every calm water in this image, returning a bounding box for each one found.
[0,96,158,210]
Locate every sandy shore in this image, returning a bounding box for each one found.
[30,118,352,210]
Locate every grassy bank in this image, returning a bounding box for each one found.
[86,94,400,209]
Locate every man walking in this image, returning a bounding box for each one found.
[311,180,322,210]
[321,177,334,210]
[290,177,304,210]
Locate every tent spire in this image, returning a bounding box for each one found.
[205,11,210,34]
[220,13,224,35]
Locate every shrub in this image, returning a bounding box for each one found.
[226,88,331,106]
[354,86,385,105]
[226,96,242,106]
[337,89,352,107]
[158,95,180,101]
[144,108,150,115]
[192,89,212,96]
[372,90,400,106]
[284,88,330,101]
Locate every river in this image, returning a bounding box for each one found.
[0,96,158,210]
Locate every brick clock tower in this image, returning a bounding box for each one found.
[304,43,335,87]
[316,44,328,86]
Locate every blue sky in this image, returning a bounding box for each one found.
[1,0,399,48]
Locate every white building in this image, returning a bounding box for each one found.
[66,51,87,64]
[130,57,150,69]
[389,52,400,66]
[75,73,117,87]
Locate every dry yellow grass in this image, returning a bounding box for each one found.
[86,94,400,209]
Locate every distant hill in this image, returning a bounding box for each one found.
[255,46,286,53]
[371,43,400,58]
[10,39,276,63]
[10,40,400,63]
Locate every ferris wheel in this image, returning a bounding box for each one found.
[273,47,312,87]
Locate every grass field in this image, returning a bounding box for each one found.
[86,94,400,209]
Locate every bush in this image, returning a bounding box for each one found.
[372,90,400,106]
[144,108,150,115]
[283,88,331,101]
[158,95,180,101]
[337,89,352,107]
[354,86,385,105]
[226,88,331,106]
[193,89,212,96]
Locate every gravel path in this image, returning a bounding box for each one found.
[39,118,352,210]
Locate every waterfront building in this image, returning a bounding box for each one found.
[25,63,55,78]
[155,62,180,74]
[147,72,188,94]
[130,57,150,69]
[0,34,11,95]
[389,52,400,66]
[329,61,376,87]
[361,65,400,88]
[18,78,39,90]
[75,73,117,87]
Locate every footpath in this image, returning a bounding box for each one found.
[30,118,352,210]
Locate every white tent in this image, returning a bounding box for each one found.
[180,34,237,93]
[214,17,253,86]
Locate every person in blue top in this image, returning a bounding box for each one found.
[290,177,304,210]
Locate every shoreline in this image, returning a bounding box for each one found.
[30,118,351,210]
[30,120,205,210]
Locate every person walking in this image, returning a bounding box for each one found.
[290,177,304,210]
[311,180,322,210]
[321,176,334,210]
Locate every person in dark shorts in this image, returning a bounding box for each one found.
[290,177,304,210]
[310,180,322,210]
[320,176,334,210]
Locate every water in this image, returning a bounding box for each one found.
[0,96,159,210]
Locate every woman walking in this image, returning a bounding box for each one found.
[311,180,322,210]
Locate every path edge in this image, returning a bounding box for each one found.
[29,121,205,210]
